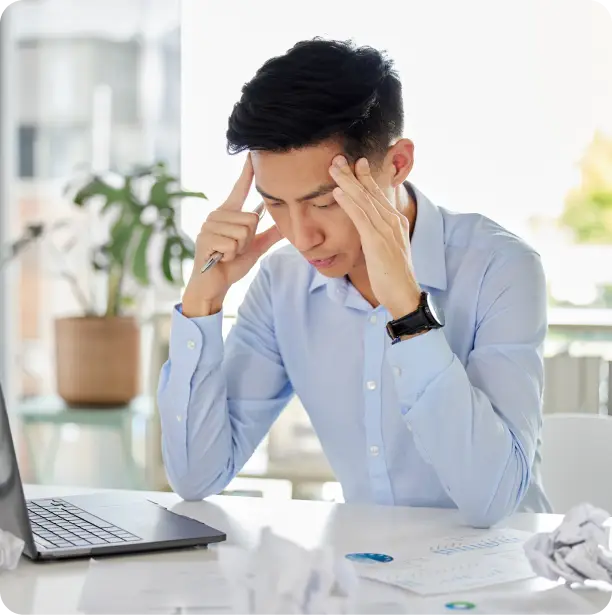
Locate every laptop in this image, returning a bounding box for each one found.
[0,382,226,560]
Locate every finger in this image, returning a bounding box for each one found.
[246,225,282,260]
[198,234,238,262]
[354,158,407,239]
[203,220,252,254]
[354,158,398,218]
[206,209,259,235]
[220,153,254,211]
[329,157,386,232]
[333,186,378,240]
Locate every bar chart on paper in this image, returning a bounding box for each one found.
[356,529,535,596]
[428,529,528,556]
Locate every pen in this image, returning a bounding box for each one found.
[200,202,266,274]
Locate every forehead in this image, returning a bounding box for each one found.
[251,142,344,199]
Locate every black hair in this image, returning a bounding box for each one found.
[226,38,403,165]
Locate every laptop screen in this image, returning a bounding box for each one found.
[0,383,35,556]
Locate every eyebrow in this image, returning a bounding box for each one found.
[255,182,337,204]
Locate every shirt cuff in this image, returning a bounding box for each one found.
[169,303,225,369]
[388,327,455,407]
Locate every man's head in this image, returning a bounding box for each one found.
[226,38,414,278]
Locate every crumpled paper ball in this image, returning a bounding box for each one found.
[524,503,612,585]
[0,529,25,572]
[217,527,358,614]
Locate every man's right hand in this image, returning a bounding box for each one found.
[182,155,282,317]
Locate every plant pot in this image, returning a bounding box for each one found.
[54,316,140,407]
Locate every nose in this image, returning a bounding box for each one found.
[289,209,324,253]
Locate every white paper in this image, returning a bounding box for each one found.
[404,586,597,615]
[356,529,535,596]
[359,585,608,614]
[217,527,358,614]
[355,602,406,615]
[423,528,532,557]
[524,503,612,586]
[78,559,232,614]
[0,528,24,571]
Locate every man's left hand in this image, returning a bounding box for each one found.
[329,155,421,320]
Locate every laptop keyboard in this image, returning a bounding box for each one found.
[27,498,142,550]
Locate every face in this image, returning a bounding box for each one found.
[251,141,393,278]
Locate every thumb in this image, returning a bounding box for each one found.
[249,225,282,257]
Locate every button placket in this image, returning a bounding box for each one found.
[362,307,395,505]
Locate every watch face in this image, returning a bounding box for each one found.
[426,294,445,326]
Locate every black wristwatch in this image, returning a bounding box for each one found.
[386,291,445,343]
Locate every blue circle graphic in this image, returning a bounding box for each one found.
[445,602,476,611]
[345,552,394,563]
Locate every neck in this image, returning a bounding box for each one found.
[349,182,417,308]
[398,182,417,233]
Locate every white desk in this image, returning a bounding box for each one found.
[1,485,610,614]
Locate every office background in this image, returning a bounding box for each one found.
[1,0,612,504]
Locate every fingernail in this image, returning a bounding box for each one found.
[334,156,347,167]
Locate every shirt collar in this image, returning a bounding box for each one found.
[408,183,448,291]
[309,182,447,293]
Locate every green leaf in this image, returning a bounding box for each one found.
[168,190,207,200]
[129,165,155,179]
[108,210,136,262]
[149,176,176,209]
[65,160,209,292]
[159,234,195,286]
[73,177,122,209]
[161,236,179,283]
[132,225,154,286]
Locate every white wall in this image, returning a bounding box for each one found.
[12,0,178,40]
[0,2,18,402]
[180,0,612,314]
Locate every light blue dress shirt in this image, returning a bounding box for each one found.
[158,183,551,527]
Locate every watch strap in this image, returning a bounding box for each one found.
[386,292,438,340]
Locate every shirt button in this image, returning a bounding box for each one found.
[366,380,377,391]
[187,340,196,350]
[393,366,402,377]
[369,314,377,324]
[401,406,409,416]
[369,445,379,456]
[176,415,182,422]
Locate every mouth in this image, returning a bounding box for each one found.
[308,255,338,268]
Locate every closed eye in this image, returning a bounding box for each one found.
[265,200,337,209]
[314,201,338,209]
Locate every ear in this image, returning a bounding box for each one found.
[383,139,414,188]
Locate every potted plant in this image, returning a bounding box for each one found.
[2,162,205,407]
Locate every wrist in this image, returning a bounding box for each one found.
[396,331,428,342]
[182,296,224,318]
[387,286,422,321]
[386,289,445,343]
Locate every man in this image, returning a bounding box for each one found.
[158,38,551,527]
